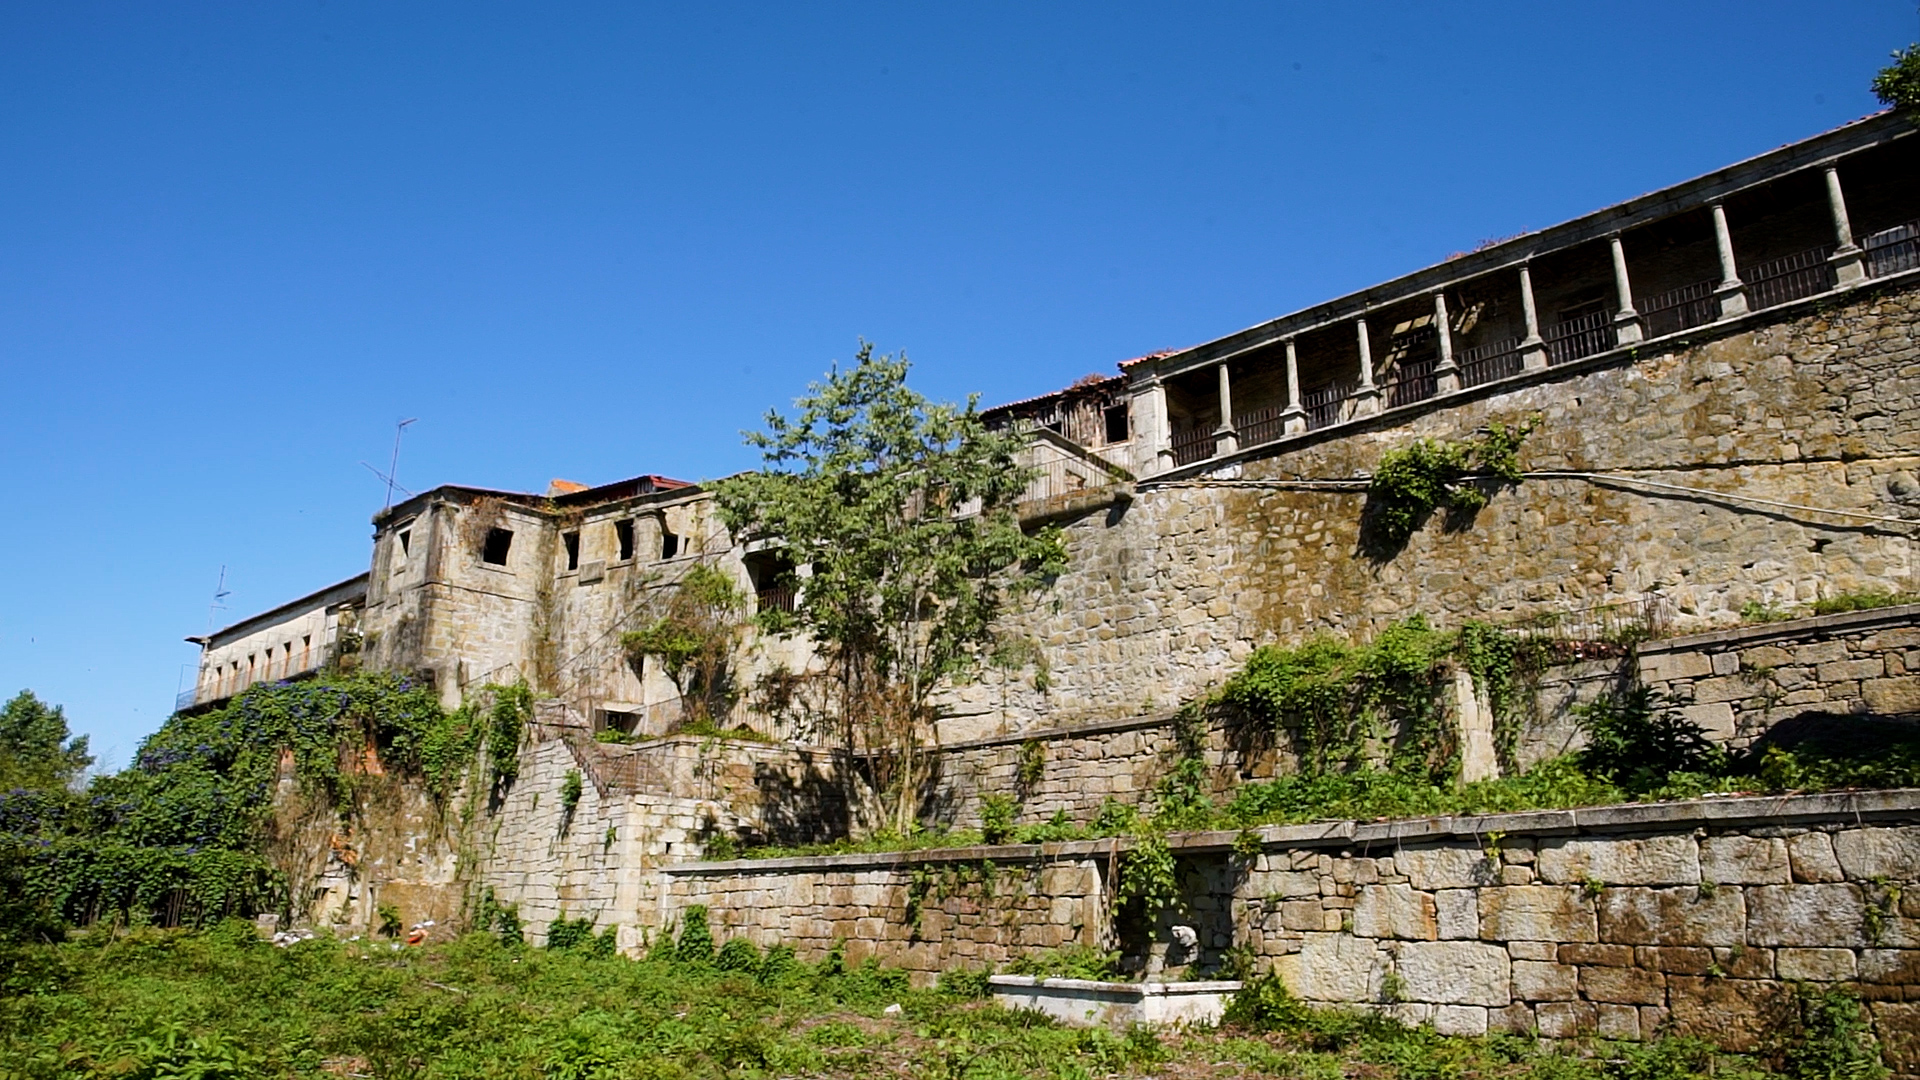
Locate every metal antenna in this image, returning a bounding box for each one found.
[205,565,230,634]
[383,418,418,511]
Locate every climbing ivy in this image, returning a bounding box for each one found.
[1361,419,1535,557]
[1,673,530,932]
[1216,616,1464,780]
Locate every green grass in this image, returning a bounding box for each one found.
[0,925,1829,1080]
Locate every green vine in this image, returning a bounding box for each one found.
[1361,418,1535,557]
[1016,739,1046,792]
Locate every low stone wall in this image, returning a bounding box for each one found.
[1639,603,1920,746]
[663,790,1920,1072]
[662,844,1111,977]
[1220,790,1919,1059]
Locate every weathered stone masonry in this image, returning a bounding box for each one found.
[668,791,1920,1070]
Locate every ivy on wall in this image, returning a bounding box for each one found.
[1359,419,1535,559]
[0,672,531,933]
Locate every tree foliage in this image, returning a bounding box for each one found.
[1872,44,1920,111]
[621,563,748,728]
[0,691,92,793]
[713,343,1064,833]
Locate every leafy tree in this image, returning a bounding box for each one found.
[1873,44,1920,111]
[621,563,748,728]
[714,343,1063,834]
[0,691,92,792]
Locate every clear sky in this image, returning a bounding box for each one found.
[2,2,1915,766]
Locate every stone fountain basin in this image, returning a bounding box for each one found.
[987,975,1242,1028]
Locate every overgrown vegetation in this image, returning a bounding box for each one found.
[713,343,1065,836]
[621,563,749,729]
[0,923,1876,1080]
[0,675,531,936]
[1360,419,1535,557]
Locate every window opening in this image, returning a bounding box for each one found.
[615,520,635,561]
[482,527,514,566]
[597,708,640,736]
[744,550,798,615]
[563,531,581,571]
[398,529,411,556]
[1103,403,1130,444]
[661,529,680,560]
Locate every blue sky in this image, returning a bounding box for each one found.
[2,2,1914,766]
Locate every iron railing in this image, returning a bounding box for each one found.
[1381,355,1438,409]
[1236,404,1289,448]
[1456,336,1524,388]
[1303,380,1354,430]
[1544,309,1615,366]
[756,584,796,615]
[1169,426,1215,466]
[1743,245,1834,310]
[175,688,199,713]
[1865,220,1920,278]
[1639,280,1718,338]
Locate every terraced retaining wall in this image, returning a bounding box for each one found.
[665,790,1920,1073]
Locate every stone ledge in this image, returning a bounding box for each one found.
[666,789,1920,875]
[1637,603,1920,658]
[932,710,1183,753]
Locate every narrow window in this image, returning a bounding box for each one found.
[398,529,411,555]
[482,527,514,566]
[661,530,680,559]
[563,531,581,571]
[1103,403,1130,444]
[301,635,312,670]
[615,520,635,561]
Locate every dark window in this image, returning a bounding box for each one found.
[744,550,797,614]
[661,530,680,559]
[615,520,635,561]
[397,529,411,555]
[482,527,514,565]
[563,531,581,571]
[1103,403,1130,444]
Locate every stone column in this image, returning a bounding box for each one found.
[1610,234,1643,344]
[1213,362,1238,456]
[1136,377,1173,476]
[1518,264,1548,370]
[1711,201,1749,318]
[1352,317,1382,415]
[1824,165,1866,286]
[1432,292,1460,394]
[1281,337,1308,435]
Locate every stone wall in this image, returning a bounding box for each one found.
[1224,791,1919,1056]
[1640,602,1920,746]
[662,791,1920,1072]
[938,279,1920,742]
[662,845,1110,977]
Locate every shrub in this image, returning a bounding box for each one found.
[1773,983,1888,1080]
[937,966,994,998]
[675,905,714,964]
[1223,972,1312,1031]
[546,915,597,952]
[979,793,1016,845]
[1575,687,1721,795]
[714,937,761,973]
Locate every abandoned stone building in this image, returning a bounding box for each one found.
[186,109,1920,1054]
